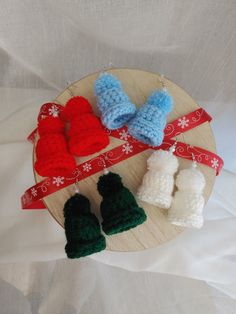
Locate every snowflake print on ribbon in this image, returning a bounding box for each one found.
[48,105,60,117]
[31,188,37,197]
[52,176,65,187]
[83,162,92,172]
[119,129,130,141]
[178,116,189,129]
[211,157,219,170]
[122,143,133,154]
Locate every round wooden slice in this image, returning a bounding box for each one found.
[34,68,217,252]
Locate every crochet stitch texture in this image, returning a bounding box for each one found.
[64,193,106,259]
[97,172,147,235]
[128,90,173,146]
[168,164,206,229]
[94,72,136,130]
[63,96,109,156]
[35,116,76,177]
[137,149,179,209]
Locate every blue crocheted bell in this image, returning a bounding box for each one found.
[128,89,173,147]
[94,72,136,130]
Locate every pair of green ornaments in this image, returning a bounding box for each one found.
[64,172,147,259]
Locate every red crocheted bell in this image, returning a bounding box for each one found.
[63,96,110,156]
[35,116,77,177]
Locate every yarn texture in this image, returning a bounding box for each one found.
[64,193,106,259]
[137,149,179,209]
[94,72,136,130]
[128,90,173,146]
[97,172,147,235]
[168,164,206,229]
[63,96,109,156]
[35,116,76,177]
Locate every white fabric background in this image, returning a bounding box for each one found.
[0,1,236,313]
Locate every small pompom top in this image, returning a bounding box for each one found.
[147,150,179,174]
[63,193,91,216]
[176,167,206,193]
[97,172,123,197]
[94,73,122,96]
[37,116,64,136]
[147,90,173,114]
[62,96,92,121]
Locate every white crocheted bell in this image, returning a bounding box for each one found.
[168,162,206,229]
[137,146,179,209]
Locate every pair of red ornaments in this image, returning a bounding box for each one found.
[35,96,109,177]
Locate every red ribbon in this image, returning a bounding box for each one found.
[21,106,223,210]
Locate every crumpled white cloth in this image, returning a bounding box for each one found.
[0,259,236,314]
[0,0,236,311]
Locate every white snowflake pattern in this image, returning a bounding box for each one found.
[31,188,37,197]
[52,176,65,187]
[48,105,59,117]
[178,116,189,129]
[122,143,133,154]
[83,162,92,172]
[119,129,130,141]
[211,158,219,169]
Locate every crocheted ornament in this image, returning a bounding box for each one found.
[34,116,76,177]
[64,193,106,259]
[168,163,206,229]
[94,72,136,130]
[137,146,179,209]
[63,96,109,156]
[97,172,147,235]
[128,90,173,146]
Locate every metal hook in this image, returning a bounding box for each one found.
[74,178,80,194]
[108,61,114,68]
[191,152,195,162]
[169,140,177,154]
[169,135,179,154]
[101,155,109,174]
[101,61,114,74]
[188,148,197,168]
[159,74,167,91]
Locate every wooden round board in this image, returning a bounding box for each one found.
[34,68,217,252]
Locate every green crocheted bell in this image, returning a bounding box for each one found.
[97,172,147,235]
[64,193,106,259]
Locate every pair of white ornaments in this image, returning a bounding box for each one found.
[137,145,206,229]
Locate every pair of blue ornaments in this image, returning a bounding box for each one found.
[94,72,173,147]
